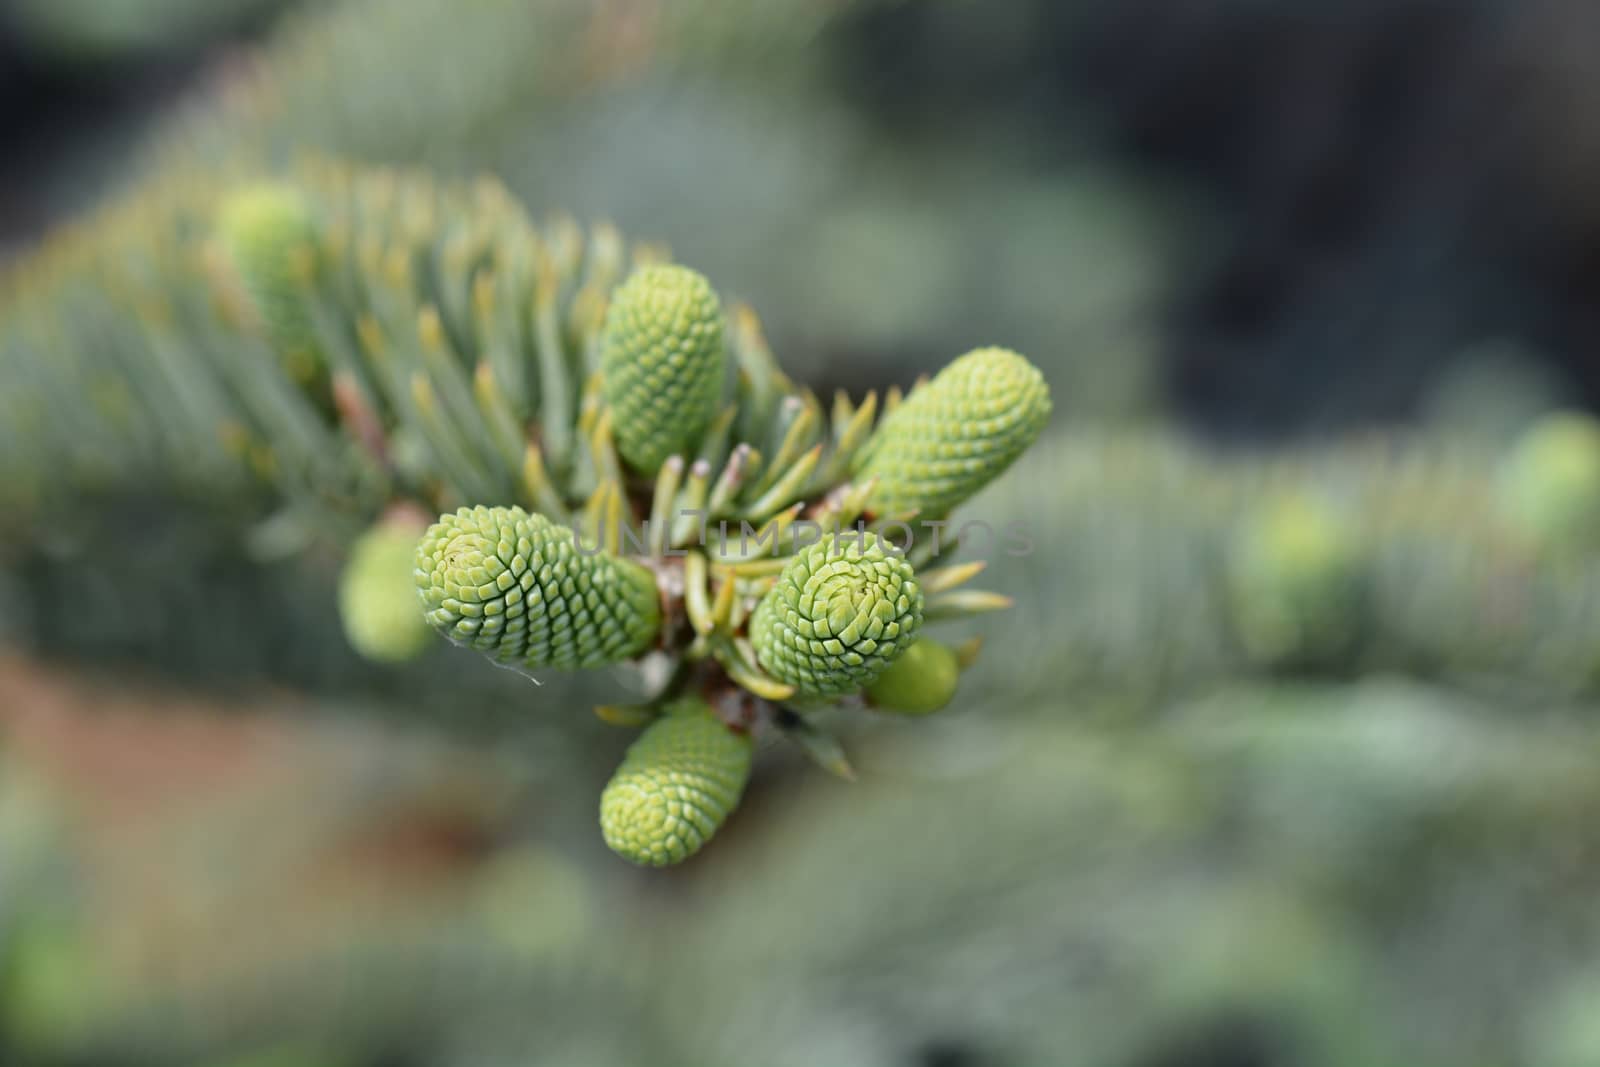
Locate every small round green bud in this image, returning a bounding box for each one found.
[215,183,321,384]
[853,346,1051,518]
[749,531,923,699]
[865,638,960,714]
[414,505,661,671]
[339,516,434,663]
[1499,412,1600,554]
[1228,493,1363,667]
[599,698,752,866]
[600,264,726,471]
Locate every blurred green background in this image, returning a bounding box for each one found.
[4,2,1600,1065]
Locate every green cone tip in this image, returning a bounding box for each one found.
[601,264,727,471]
[853,346,1050,518]
[599,698,753,866]
[750,530,924,699]
[414,505,661,672]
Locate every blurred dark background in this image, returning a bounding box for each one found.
[842,0,1600,433]
[0,0,286,251]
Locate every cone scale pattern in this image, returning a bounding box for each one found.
[600,264,727,471]
[414,505,661,671]
[750,532,924,699]
[599,698,753,866]
[854,346,1051,518]
[0,148,1060,867]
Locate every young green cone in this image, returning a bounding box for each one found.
[216,183,321,385]
[865,638,960,714]
[339,515,435,663]
[414,505,661,671]
[600,264,727,471]
[599,698,753,866]
[853,346,1051,518]
[749,531,924,699]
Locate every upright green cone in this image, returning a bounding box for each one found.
[750,531,923,699]
[853,346,1051,518]
[414,505,661,671]
[600,264,726,471]
[599,698,753,867]
[215,183,322,386]
[339,515,435,663]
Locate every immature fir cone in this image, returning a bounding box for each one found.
[414,505,660,671]
[750,531,923,699]
[599,698,753,866]
[853,346,1051,518]
[865,638,960,714]
[600,264,726,471]
[215,183,321,384]
[339,518,434,663]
